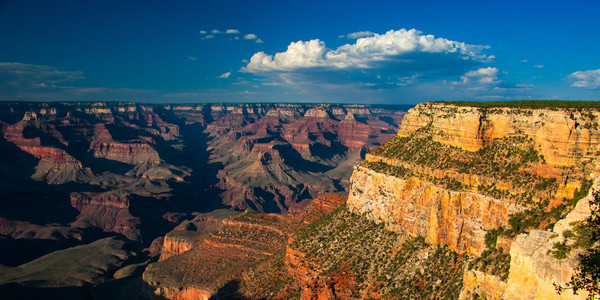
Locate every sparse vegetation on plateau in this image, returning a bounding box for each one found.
[291,205,466,299]
[435,100,600,110]
[366,127,563,206]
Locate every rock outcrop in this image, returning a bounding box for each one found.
[345,101,600,299]
[502,178,599,300]
[5,100,599,299]
[398,102,600,168]
[143,195,347,300]
[348,166,520,255]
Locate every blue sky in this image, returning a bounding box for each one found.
[0,0,599,104]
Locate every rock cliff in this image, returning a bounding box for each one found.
[398,102,600,168]
[346,101,600,299]
[501,178,599,300]
[4,100,599,299]
[348,166,520,255]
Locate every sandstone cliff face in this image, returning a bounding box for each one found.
[2,119,91,184]
[398,102,600,168]
[346,102,600,299]
[459,270,507,300]
[501,178,599,300]
[159,231,200,260]
[348,166,520,256]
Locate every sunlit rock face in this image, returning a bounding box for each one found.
[348,166,519,256]
[502,178,598,300]
[398,102,600,168]
[142,195,347,300]
[346,102,600,299]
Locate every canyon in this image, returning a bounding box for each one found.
[1,100,598,299]
[0,101,406,297]
[140,101,599,299]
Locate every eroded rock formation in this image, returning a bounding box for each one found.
[143,195,347,299]
[348,166,520,255]
[345,102,600,299]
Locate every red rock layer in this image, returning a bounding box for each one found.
[143,194,347,300]
[69,193,141,241]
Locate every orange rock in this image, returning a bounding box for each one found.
[398,103,600,169]
[348,167,520,256]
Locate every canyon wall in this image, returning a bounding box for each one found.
[0,101,406,248]
[348,102,600,255]
[348,166,520,255]
[501,178,599,300]
[398,102,600,168]
[346,102,600,299]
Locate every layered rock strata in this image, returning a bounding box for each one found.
[348,166,520,255]
[143,195,347,300]
[502,178,599,300]
[0,101,406,248]
[348,102,600,257]
[346,101,600,299]
[398,102,600,168]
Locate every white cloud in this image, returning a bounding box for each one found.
[219,72,231,79]
[460,67,499,84]
[199,30,207,34]
[203,34,214,39]
[243,28,492,73]
[211,29,222,34]
[520,59,528,63]
[188,56,198,61]
[534,64,544,68]
[226,29,240,34]
[256,38,264,44]
[344,31,375,39]
[569,69,600,89]
[244,33,258,40]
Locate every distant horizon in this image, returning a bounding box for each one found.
[2,99,600,106]
[1,0,599,104]
[0,99,420,106]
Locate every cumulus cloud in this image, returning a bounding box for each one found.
[199,30,207,34]
[226,29,240,34]
[569,69,600,89]
[243,28,492,73]
[219,72,231,79]
[460,67,499,84]
[211,29,222,34]
[203,34,214,39]
[244,33,258,40]
[342,31,375,39]
[188,56,198,61]
[256,38,264,44]
[534,64,544,68]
